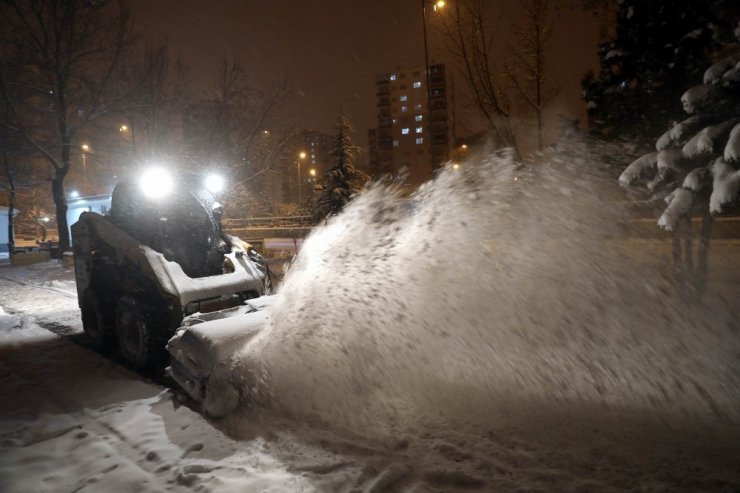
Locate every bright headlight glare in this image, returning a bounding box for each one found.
[205,173,225,193]
[140,167,173,199]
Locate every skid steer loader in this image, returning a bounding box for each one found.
[72,169,272,371]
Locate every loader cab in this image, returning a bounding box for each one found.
[110,173,229,278]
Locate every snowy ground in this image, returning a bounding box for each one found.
[2,254,740,492]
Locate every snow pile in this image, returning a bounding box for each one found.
[225,145,740,438]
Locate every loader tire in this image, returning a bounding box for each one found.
[115,295,167,370]
[81,289,115,351]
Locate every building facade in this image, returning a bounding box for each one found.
[369,64,450,190]
[295,130,332,202]
[301,130,333,176]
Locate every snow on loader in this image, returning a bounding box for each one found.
[72,168,272,376]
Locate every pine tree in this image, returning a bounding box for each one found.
[312,115,368,220]
[582,0,721,144]
[619,20,740,295]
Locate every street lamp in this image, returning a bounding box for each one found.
[81,144,90,177]
[297,151,307,203]
[118,121,138,165]
[422,0,445,173]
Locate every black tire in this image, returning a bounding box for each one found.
[114,295,167,370]
[81,289,115,351]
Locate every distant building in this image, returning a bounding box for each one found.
[301,130,332,177]
[369,64,450,190]
[285,130,333,204]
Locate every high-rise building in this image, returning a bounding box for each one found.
[369,64,450,190]
[301,130,333,176]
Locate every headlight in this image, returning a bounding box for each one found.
[205,173,225,194]
[139,167,173,199]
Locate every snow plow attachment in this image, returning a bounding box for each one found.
[166,296,273,417]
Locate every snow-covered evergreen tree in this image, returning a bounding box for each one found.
[582,0,722,144]
[312,115,368,220]
[619,21,740,294]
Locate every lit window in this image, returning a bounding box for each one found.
[401,106,408,113]
[393,140,399,147]
[416,127,423,133]
[415,115,423,122]
[413,81,422,88]
[390,74,397,81]
[400,95,408,102]
[414,104,422,110]
[416,137,424,144]
[401,128,410,135]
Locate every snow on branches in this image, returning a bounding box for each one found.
[312,115,369,220]
[620,27,740,231]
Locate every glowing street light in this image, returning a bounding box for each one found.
[452,163,460,170]
[119,124,129,132]
[42,216,50,223]
[70,190,80,199]
[80,144,90,177]
[309,168,316,177]
[433,0,445,11]
[297,151,307,203]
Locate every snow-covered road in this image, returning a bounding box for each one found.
[0,262,323,492]
[2,261,740,492]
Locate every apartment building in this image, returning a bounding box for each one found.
[369,64,450,190]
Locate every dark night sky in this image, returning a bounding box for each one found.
[135,0,602,152]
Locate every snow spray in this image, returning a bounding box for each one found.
[237,138,739,437]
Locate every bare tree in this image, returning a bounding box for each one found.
[182,57,296,215]
[0,0,136,251]
[438,0,519,154]
[505,0,558,151]
[126,41,189,162]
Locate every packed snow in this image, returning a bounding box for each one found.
[3,145,740,491]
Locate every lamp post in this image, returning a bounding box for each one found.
[297,151,307,203]
[421,0,445,173]
[81,144,90,177]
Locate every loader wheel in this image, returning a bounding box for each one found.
[81,289,114,351]
[115,296,166,370]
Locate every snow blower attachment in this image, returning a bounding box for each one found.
[166,296,273,416]
[72,169,272,371]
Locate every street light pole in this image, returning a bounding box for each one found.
[81,144,90,178]
[422,0,434,172]
[422,0,444,173]
[297,151,307,203]
[297,159,302,203]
